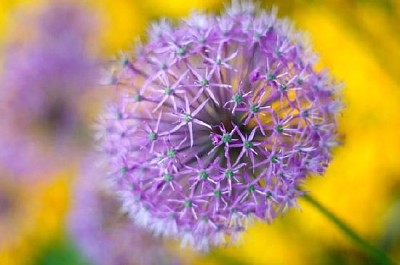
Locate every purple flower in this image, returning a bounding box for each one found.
[97,1,341,251]
[0,1,98,152]
[69,158,179,265]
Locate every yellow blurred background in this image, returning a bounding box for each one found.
[0,0,399,264]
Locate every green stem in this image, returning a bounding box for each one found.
[302,193,394,265]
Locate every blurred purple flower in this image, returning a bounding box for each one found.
[97,1,341,251]
[1,1,98,152]
[69,157,179,265]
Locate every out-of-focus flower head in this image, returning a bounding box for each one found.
[1,0,98,153]
[97,0,341,251]
[69,157,179,265]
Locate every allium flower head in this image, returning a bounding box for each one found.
[1,1,98,151]
[98,1,341,251]
[69,159,179,265]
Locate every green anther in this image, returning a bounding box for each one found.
[302,110,309,117]
[133,93,142,102]
[232,93,243,103]
[121,57,129,66]
[250,104,260,113]
[116,112,123,120]
[297,78,304,85]
[148,132,157,141]
[185,200,193,208]
[222,133,232,143]
[214,190,222,198]
[200,79,209,87]
[279,84,287,91]
[225,169,234,178]
[164,173,173,182]
[266,191,272,198]
[271,155,279,163]
[244,141,253,149]
[276,125,283,133]
[255,32,262,39]
[184,114,193,123]
[216,58,222,65]
[167,148,176,158]
[267,73,276,81]
[199,171,208,180]
[275,50,282,57]
[248,185,255,193]
[120,167,128,174]
[164,86,173,95]
[201,216,208,222]
[177,47,186,56]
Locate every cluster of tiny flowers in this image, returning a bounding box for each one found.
[69,159,179,265]
[1,1,97,150]
[98,1,341,251]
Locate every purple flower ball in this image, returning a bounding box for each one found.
[1,1,98,152]
[98,1,341,251]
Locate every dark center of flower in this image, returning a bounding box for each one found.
[244,140,253,149]
[121,57,129,66]
[41,98,72,135]
[267,73,276,81]
[148,131,157,141]
[255,32,262,39]
[120,166,128,174]
[185,200,193,208]
[164,173,173,182]
[302,110,309,117]
[167,148,176,158]
[200,79,209,87]
[164,86,173,95]
[133,93,142,102]
[232,93,243,103]
[184,114,193,123]
[248,185,255,193]
[177,47,186,56]
[279,84,287,91]
[199,171,208,180]
[116,112,123,120]
[214,190,222,198]
[222,133,232,143]
[250,104,260,113]
[225,169,234,178]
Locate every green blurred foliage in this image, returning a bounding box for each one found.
[34,237,91,265]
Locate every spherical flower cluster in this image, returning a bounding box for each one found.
[69,159,179,265]
[98,1,341,250]
[1,1,97,152]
